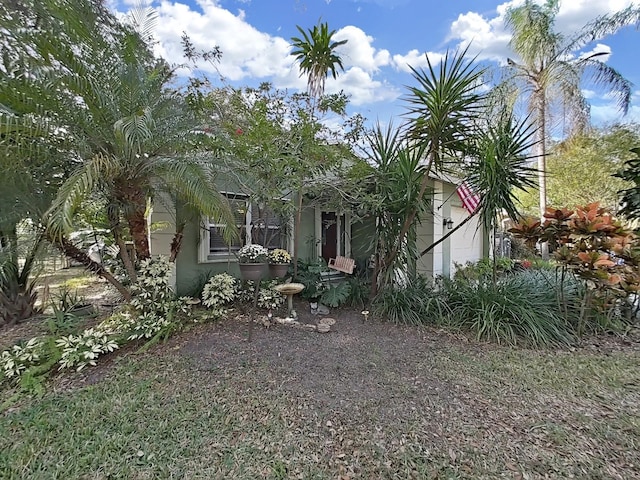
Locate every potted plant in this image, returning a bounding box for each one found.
[236,244,269,281]
[268,248,291,278]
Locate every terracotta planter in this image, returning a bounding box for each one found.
[269,263,290,279]
[239,263,268,281]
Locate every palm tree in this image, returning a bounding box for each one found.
[505,0,637,230]
[290,21,348,276]
[291,21,348,101]
[2,0,235,297]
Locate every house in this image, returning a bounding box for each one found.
[150,176,487,295]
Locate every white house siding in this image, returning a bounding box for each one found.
[149,196,177,289]
[449,205,483,274]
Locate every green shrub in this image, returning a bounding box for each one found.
[372,276,450,326]
[295,258,328,300]
[56,328,119,371]
[321,282,351,308]
[201,273,238,318]
[45,308,80,336]
[239,280,286,311]
[346,276,370,309]
[453,257,514,282]
[441,270,580,347]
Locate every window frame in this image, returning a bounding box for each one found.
[199,192,291,263]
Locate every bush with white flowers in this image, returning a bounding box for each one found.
[239,280,286,310]
[268,248,291,264]
[237,244,269,263]
[130,256,193,327]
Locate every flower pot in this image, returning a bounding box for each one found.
[239,263,268,281]
[269,263,290,278]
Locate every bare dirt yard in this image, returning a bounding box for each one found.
[2,275,640,479]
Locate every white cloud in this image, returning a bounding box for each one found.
[392,50,444,73]
[149,0,292,81]
[591,103,640,124]
[122,1,400,109]
[446,0,638,63]
[579,43,612,62]
[331,67,401,105]
[333,25,391,72]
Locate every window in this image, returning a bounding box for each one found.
[200,193,288,262]
[208,195,247,254]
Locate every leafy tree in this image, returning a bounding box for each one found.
[516,124,639,214]
[616,146,640,221]
[365,49,485,296]
[504,0,638,226]
[209,84,363,259]
[1,0,236,300]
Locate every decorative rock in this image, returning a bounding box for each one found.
[302,324,317,332]
[319,317,336,326]
[317,323,331,333]
[317,303,330,315]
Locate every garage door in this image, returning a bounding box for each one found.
[450,206,483,273]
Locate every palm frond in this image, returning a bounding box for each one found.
[404,47,486,162]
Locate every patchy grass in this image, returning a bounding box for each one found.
[1,314,639,479]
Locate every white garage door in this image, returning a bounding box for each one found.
[450,206,483,273]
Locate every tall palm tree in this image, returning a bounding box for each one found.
[505,0,637,229]
[290,21,348,276]
[291,21,348,101]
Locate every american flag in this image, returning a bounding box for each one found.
[456,181,481,214]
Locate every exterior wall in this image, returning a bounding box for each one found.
[416,180,439,277]
[449,205,484,274]
[174,209,238,296]
[149,195,177,289]
[297,204,317,261]
[152,179,486,294]
[416,180,485,279]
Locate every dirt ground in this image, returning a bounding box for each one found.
[3,275,640,478]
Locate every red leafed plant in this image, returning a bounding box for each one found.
[510,203,640,330]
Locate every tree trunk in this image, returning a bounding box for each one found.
[378,149,437,290]
[48,233,132,301]
[169,224,185,263]
[117,183,151,260]
[107,208,137,283]
[127,208,150,260]
[533,85,549,259]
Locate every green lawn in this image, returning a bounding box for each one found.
[1,317,639,479]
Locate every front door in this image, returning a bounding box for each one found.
[321,211,338,262]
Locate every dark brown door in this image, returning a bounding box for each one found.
[321,211,337,262]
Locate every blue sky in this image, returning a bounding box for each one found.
[114,0,640,128]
